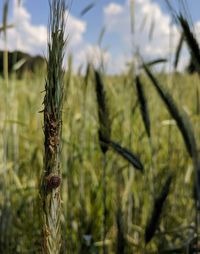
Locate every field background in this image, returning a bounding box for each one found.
[1,0,200,253]
[0,70,199,253]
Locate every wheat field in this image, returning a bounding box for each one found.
[0,0,200,253]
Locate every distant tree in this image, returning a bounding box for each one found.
[0,50,45,78]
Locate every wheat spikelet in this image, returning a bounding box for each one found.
[94,69,111,154]
[178,15,200,74]
[145,175,172,244]
[135,75,151,138]
[143,64,197,158]
[40,1,66,253]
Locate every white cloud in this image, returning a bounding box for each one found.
[102,0,198,72]
[0,0,86,56]
[66,14,86,48]
[75,44,111,70]
[0,0,200,74]
[104,3,123,16]
[104,0,180,57]
[194,21,200,42]
[0,0,47,55]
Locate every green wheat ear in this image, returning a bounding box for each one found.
[40,0,66,253]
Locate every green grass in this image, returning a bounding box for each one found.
[0,69,199,253]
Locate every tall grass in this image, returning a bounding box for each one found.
[1,1,200,253]
[94,69,111,254]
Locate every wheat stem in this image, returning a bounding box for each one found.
[40,1,66,253]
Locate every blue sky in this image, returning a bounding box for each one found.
[9,0,200,42]
[0,0,200,73]
[7,0,200,24]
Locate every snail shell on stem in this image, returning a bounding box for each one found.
[46,173,61,190]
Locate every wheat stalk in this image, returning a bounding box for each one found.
[40,1,66,253]
[94,69,111,254]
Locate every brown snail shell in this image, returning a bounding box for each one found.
[46,173,61,190]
